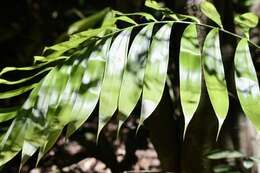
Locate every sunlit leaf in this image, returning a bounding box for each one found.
[20,141,38,170]
[44,38,88,52]
[234,38,260,131]
[0,57,64,76]
[200,1,223,28]
[118,24,154,131]
[0,80,41,166]
[139,22,173,127]
[70,27,116,40]
[19,48,93,165]
[0,119,27,166]
[0,67,52,85]
[235,12,259,29]
[66,37,112,137]
[179,24,201,134]
[0,107,20,123]
[145,0,172,13]
[168,14,201,23]
[98,29,132,139]
[202,28,229,136]
[0,84,38,99]
[235,12,259,38]
[113,11,157,22]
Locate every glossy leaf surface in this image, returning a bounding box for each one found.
[234,39,260,131]
[202,29,229,131]
[179,24,201,129]
[139,22,173,126]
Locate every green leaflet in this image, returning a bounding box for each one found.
[66,38,112,137]
[235,12,259,38]
[0,83,38,99]
[0,107,20,123]
[0,67,52,85]
[114,16,137,25]
[33,56,67,63]
[207,150,244,160]
[19,69,59,167]
[179,24,201,133]
[139,22,173,127]
[19,48,92,166]
[37,129,62,165]
[20,49,90,165]
[202,29,229,136]
[0,57,63,76]
[235,12,259,29]
[113,11,157,22]
[200,1,223,28]
[168,14,200,23]
[20,141,38,170]
[44,37,88,52]
[99,11,137,27]
[145,0,170,12]
[0,78,41,166]
[0,118,28,166]
[118,24,154,130]
[70,27,116,40]
[98,29,132,139]
[234,39,260,131]
[32,49,95,163]
[68,8,110,35]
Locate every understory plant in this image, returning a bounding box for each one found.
[0,0,259,172]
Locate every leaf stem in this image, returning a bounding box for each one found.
[99,20,260,49]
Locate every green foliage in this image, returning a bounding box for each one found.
[235,12,259,37]
[202,28,229,134]
[234,38,260,131]
[0,0,260,170]
[179,24,201,135]
[200,1,223,28]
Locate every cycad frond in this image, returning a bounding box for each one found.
[0,0,259,169]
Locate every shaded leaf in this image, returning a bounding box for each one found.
[207,150,244,160]
[68,8,110,35]
[213,165,232,173]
